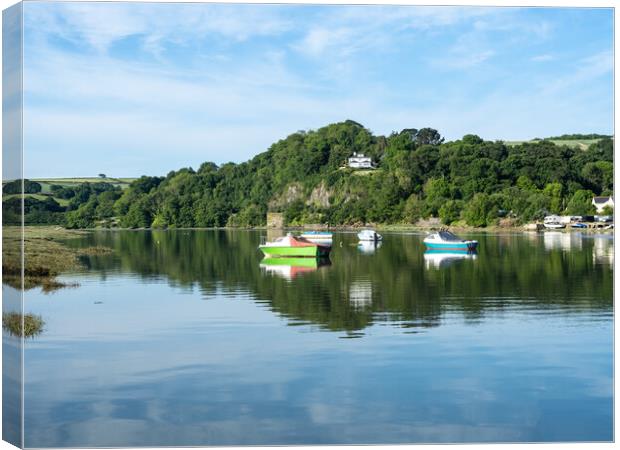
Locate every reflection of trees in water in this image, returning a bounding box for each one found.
[73,230,613,333]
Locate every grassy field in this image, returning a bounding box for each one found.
[2,193,70,206]
[504,138,603,150]
[2,177,136,207]
[32,177,136,191]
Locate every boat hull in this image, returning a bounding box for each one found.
[300,236,333,246]
[259,245,330,258]
[424,241,478,251]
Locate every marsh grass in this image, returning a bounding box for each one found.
[2,312,45,338]
[3,226,111,291]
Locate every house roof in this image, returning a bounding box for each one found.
[593,196,613,204]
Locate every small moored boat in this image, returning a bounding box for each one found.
[423,229,478,251]
[299,231,333,246]
[544,222,565,230]
[258,233,331,258]
[358,229,382,242]
[571,223,587,229]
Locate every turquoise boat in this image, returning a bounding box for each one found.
[423,230,478,251]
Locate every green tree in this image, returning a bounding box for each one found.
[439,200,463,225]
[463,193,493,227]
[543,182,563,214]
[565,190,596,216]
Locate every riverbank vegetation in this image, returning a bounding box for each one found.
[3,121,613,228]
[2,312,45,338]
[2,226,109,291]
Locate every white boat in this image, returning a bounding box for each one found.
[358,229,382,242]
[423,230,478,251]
[543,222,565,230]
[299,231,333,246]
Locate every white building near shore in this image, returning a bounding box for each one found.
[592,196,614,213]
[348,152,375,169]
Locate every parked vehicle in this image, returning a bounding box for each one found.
[596,215,613,223]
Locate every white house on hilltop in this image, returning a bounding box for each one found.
[348,152,375,169]
[592,196,614,213]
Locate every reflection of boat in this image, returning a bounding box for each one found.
[260,257,331,280]
[299,231,333,246]
[358,229,382,242]
[348,280,373,309]
[358,240,382,254]
[259,233,331,257]
[592,235,614,267]
[543,231,582,251]
[423,230,478,251]
[424,250,477,269]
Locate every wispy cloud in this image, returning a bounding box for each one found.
[540,50,612,95]
[20,3,613,177]
[25,3,293,56]
[531,54,555,62]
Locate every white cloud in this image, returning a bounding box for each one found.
[540,50,612,95]
[24,2,293,56]
[531,54,554,62]
[19,3,613,177]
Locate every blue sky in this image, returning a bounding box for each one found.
[21,2,613,178]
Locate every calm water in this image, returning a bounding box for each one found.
[9,230,615,446]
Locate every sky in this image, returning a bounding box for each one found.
[19,2,614,178]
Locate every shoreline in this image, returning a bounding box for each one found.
[9,224,613,235]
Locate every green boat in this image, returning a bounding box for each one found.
[258,233,331,258]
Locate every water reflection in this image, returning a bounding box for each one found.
[17,230,614,446]
[543,231,583,251]
[424,250,477,269]
[591,235,614,267]
[358,240,382,254]
[54,230,614,334]
[260,257,331,280]
[348,279,373,310]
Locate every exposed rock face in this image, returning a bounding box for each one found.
[268,183,304,210]
[266,212,284,228]
[307,181,331,208]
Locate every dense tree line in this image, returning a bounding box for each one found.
[3,179,42,194]
[4,121,615,228]
[2,182,121,225]
[545,133,612,140]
